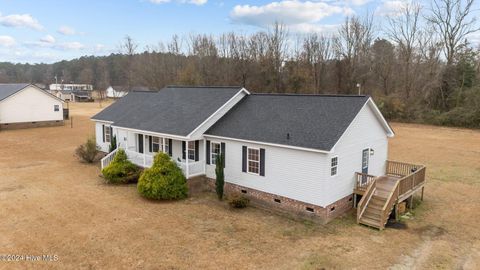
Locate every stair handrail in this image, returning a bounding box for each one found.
[101,148,119,169]
[357,178,377,223]
[380,181,400,229]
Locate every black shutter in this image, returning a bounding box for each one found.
[182,141,186,160]
[168,139,172,156]
[221,142,226,168]
[206,140,211,164]
[102,125,105,142]
[260,148,265,176]
[148,136,152,152]
[195,140,199,161]
[242,146,247,172]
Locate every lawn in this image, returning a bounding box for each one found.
[0,102,479,269]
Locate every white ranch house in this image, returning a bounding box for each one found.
[92,86,426,228]
[0,84,65,130]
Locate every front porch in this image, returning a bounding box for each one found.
[101,129,206,179]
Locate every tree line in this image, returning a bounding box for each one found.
[0,0,479,128]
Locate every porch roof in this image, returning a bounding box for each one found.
[92,86,243,137]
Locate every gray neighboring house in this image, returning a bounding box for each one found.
[92,85,409,225]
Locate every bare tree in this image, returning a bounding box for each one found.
[120,35,138,89]
[428,0,479,65]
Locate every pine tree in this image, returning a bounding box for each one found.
[215,153,225,200]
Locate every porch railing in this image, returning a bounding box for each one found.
[354,172,377,192]
[100,148,119,169]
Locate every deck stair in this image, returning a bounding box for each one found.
[355,160,427,230]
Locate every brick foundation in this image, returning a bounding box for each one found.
[192,176,353,224]
[0,120,64,130]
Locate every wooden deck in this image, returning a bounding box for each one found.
[355,160,426,230]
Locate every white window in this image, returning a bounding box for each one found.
[54,105,59,111]
[331,156,338,176]
[188,141,195,160]
[247,148,260,175]
[152,137,162,153]
[104,126,111,143]
[211,142,221,164]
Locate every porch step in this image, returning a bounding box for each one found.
[359,216,382,228]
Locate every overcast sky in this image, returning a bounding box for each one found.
[0,0,479,64]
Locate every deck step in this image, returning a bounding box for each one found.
[363,212,382,221]
[359,217,382,229]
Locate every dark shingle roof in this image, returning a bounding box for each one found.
[206,94,370,151]
[0,83,29,101]
[92,86,243,137]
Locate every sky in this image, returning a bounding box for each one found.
[0,0,478,64]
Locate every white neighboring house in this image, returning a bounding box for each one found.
[105,86,128,98]
[0,84,64,130]
[49,83,93,91]
[92,86,424,226]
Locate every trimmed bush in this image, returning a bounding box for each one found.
[75,136,100,163]
[228,194,249,209]
[109,135,117,153]
[137,152,188,200]
[102,149,140,184]
[215,153,225,200]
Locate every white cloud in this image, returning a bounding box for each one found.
[230,1,353,32]
[40,34,56,44]
[0,35,16,47]
[0,13,43,30]
[56,41,85,50]
[148,0,207,5]
[57,25,76,35]
[376,0,408,17]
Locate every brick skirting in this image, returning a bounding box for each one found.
[192,176,353,224]
[0,120,64,130]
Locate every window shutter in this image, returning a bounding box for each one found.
[102,125,105,142]
[260,148,265,176]
[206,140,211,165]
[182,141,186,160]
[148,136,152,152]
[242,146,247,172]
[168,139,172,156]
[195,140,199,161]
[221,142,226,168]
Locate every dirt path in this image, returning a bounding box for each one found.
[0,102,479,269]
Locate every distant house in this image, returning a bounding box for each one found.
[92,86,426,228]
[49,83,93,91]
[51,89,93,102]
[105,86,128,98]
[105,86,149,98]
[0,84,64,130]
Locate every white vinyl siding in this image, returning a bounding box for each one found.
[205,137,330,207]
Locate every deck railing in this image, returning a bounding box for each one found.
[355,172,377,192]
[386,160,421,177]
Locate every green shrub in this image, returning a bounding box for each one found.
[228,194,249,209]
[215,153,225,200]
[109,135,117,153]
[75,136,100,163]
[137,152,188,200]
[102,149,140,184]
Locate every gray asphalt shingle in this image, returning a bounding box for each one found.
[92,86,243,137]
[0,83,29,101]
[206,94,370,151]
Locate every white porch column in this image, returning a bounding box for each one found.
[143,134,146,167]
[185,140,189,178]
[162,137,166,153]
[203,138,207,174]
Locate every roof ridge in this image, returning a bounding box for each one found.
[166,85,242,89]
[251,93,369,97]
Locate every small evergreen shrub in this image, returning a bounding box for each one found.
[137,152,188,200]
[102,149,140,184]
[215,153,225,200]
[75,136,100,163]
[228,194,249,209]
[109,135,117,153]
